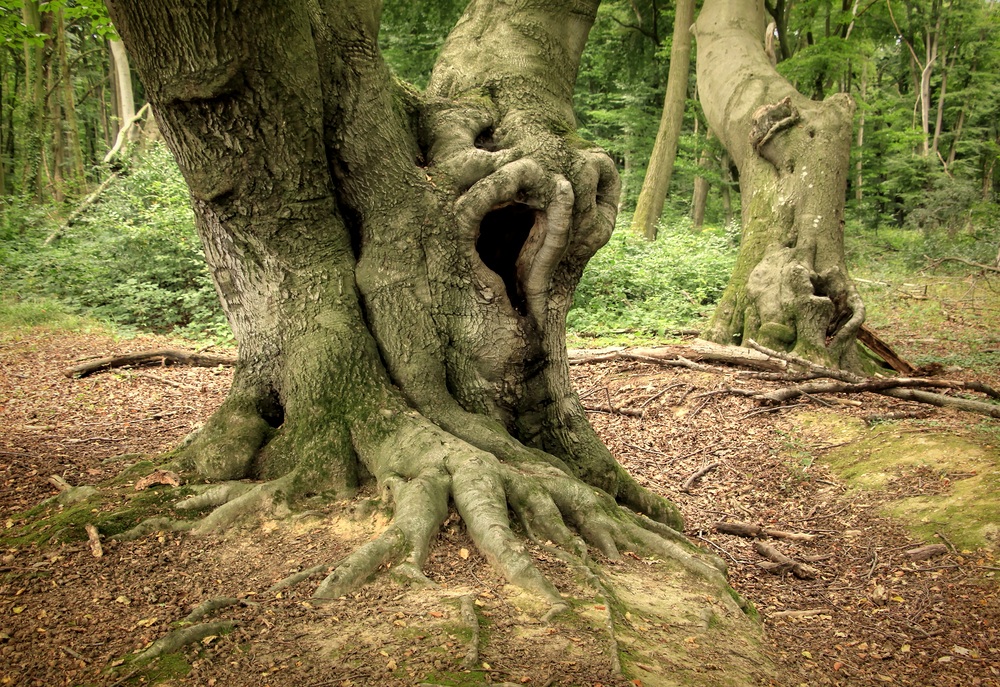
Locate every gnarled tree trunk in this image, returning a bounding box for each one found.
[695,0,864,369]
[103,0,727,609]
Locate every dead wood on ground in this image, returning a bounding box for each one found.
[681,463,719,492]
[63,349,236,378]
[568,339,787,372]
[714,521,817,542]
[754,541,819,580]
[925,256,1000,274]
[858,324,916,375]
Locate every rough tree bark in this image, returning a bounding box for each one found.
[695,0,865,369]
[103,0,725,610]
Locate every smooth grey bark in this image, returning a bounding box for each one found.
[103,0,722,608]
[695,0,864,369]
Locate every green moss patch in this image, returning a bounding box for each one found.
[793,413,1000,551]
[129,652,192,685]
[2,477,196,548]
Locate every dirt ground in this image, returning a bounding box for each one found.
[1,326,998,686]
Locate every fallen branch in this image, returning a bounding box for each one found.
[905,543,948,561]
[714,521,817,542]
[770,608,829,619]
[754,541,819,580]
[926,255,1000,274]
[756,377,1000,404]
[85,523,103,558]
[582,404,643,417]
[63,349,236,378]
[745,340,1000,420]
[680,463,719,492]
[857,324,916,375]
[568,339,787,372]
[104,102,152,164]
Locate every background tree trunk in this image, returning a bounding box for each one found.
[21,0,47,200]
[107,39,134,144]
[695,0,864,369]
[631,0,695,240]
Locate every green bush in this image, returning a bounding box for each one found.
[0,144,230,341]
[568,220,736,337]
[845,219,999,279]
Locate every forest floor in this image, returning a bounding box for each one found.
[1,275,999,687]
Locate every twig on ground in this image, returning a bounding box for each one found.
[926,255,1000,274]
[770,608,829,619]
[85,523,103,558]
[681,463,720,492]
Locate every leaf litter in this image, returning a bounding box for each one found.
[0,328,998,686]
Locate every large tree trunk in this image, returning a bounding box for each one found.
[103,0,723,609]
[631,0,696,240]
[695,0,864,369]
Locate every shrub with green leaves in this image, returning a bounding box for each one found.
[0,144,229,341]
[568,221,736,337]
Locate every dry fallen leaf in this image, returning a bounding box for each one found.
[459,548,470,560]
[134,469,182,491]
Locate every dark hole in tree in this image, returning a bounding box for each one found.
[475,127,498,151]
[476,202,535,315]
[258,390,285,428]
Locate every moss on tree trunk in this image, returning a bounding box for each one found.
[695,0,865,370]
[100,0,724,614]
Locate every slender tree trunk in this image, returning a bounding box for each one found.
[47,46,64,203]
[21,0,47,199]
[108,39,134,141]
[631,0,695,240]
[56,9,86,186]
[0,56,6,195]
[691,158,710,228]
[855,62,867,203]
[696,0,864,369]
[930,50,951,160]
[2,64,15,195]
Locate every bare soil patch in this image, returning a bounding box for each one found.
[1,327,998,686]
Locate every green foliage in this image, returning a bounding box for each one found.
[845,221,998,277]
[0,144,230,340]
[568,220,737,338]
[378,0,466,87]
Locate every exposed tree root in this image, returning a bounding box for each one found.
[133,620,236,664]
[458,594,481,669]
[182,597,243,624]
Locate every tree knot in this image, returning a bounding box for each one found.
[749,96,800,156]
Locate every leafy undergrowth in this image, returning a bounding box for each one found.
[2,272,999,686]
